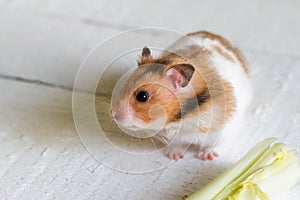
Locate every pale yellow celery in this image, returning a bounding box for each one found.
[186,138,300,200]
[214,143,287,199]
[186,137,278,200]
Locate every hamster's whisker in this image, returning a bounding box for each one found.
[158,135,169,145]
[151,137,158,150]
[97,81,112,97]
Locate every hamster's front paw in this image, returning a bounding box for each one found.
[195,146,219,161]
[165,144,184,160]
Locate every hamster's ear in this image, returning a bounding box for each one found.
[166,64,195,89]
[138,46,153,65]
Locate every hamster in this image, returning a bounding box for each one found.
[110,31,252,161]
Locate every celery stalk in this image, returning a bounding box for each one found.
[186,137,300,200]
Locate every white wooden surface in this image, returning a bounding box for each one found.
[1,1,300,199]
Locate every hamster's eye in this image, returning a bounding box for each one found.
[136,91,149,102]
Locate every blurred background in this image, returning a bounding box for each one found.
[0,0,300,199]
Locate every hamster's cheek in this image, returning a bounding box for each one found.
[117,106,144,128]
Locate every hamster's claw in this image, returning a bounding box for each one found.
[195,147,219,161]
[165,145,184,161]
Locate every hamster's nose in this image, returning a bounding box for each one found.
[110,106,121,121]
[109,106,115,118]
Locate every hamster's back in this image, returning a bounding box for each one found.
[165,31,252,114]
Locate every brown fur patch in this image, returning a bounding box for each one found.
[169,74,236,134]
[198,126,209,133]
[205,80,236,133]
[170,87,210,122]
[129,83,180,125]
[187,31,249,74]
[223,80,236,121]
[213,45,235,63]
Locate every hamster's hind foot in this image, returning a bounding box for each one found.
[165,144,184,160]
[195,146,219,161]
